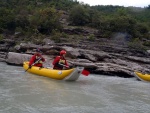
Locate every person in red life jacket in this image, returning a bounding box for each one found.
[29,48,45,68]
[52,50,69,70]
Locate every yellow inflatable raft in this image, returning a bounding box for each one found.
[134,72,150,82]
[23,62,84,81]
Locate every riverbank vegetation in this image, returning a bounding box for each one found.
[0,0,150,49]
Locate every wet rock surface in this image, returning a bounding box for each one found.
[2,40,149,78]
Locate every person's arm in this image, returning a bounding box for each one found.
[40,54,45,62]
[29,55,36,66]
[52,56,60,65]
[41,57,45,62]
[62,59,70,69]
[65,59,69,67]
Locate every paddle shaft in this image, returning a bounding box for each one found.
[67,60,90,76]
[25,57,42,72]
[58,63,69,68]
[59,62,89,76]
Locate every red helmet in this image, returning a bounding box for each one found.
[60,50,66,55]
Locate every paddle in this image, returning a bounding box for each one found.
[59,63,90,76]
[58,63,70,68]
[25,57,42,72]
[68,60,90,76]
[81,69,90,76]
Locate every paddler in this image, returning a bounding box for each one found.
[52,50,69,70]
[29,48,45,68]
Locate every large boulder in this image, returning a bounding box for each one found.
[5,52,54,67]
[6,52,31,66]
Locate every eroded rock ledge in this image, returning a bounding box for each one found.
[3,42,150,78]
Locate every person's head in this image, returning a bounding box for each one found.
[60,50,66,56]
[35,48,42,56]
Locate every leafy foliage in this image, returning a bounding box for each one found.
[30,7,62,34]
[69,4,91,26]
[0,0,149,45]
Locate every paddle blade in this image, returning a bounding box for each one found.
[81,69,90,76]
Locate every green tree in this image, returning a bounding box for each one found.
[69,5,90,26]
[30,7,62,34]
[0,8,16,32]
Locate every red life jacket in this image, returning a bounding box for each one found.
[52,56,68,70]
[29,54,45,67]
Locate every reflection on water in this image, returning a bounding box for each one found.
[0,62,150,113]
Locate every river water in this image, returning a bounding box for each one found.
[0,62,150,113]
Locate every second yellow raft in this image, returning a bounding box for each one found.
[134,72,150,82]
